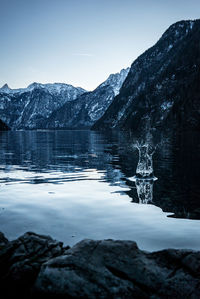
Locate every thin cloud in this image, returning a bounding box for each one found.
[72,53,94,57]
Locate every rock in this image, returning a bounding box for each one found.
[33,239,200,298]
[0,232,9,248]
[0,232,66,298]
[0,232,199,298]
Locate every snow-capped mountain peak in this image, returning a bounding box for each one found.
[0,82,87,96]
[42,66,130,129]
[0,67,129,130]
[27,82,42,90]
[98,67,130,96]
[0,84,11,92]
[26,82,86,95]
[0,82,87,129]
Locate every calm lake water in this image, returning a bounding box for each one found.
[0,130,200,251]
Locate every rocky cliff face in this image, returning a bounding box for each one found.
[93,20,200,132]
[42,68,129,129]
[0,83,86,129]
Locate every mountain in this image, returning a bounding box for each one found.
[0,83,86,129]
[93,20,200,132]
[0,68,129,130]
[42,68,129,129]
[0,84,11,93]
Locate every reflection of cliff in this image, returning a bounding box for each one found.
[153,131,200,220]
[0,131,111,173]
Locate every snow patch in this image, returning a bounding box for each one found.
[161,101,173,111]
[167,44,173,51]
[99,67,130,96]
[0,83,86,96]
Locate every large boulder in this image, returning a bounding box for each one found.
[0,232,66,298]
[0,232,9,248]
[33,239,200,298]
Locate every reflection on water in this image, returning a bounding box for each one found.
[133,178,157,204]
[0,130,200,251]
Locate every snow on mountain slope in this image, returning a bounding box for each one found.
[0,67,129,130]
[42,67,130,129]
[98,68,130,96]
[93,19,200,132]
[0,83,86,129]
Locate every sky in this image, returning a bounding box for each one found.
[0,0,200,91]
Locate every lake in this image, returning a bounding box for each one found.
[0,130,200,252]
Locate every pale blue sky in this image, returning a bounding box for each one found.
[0,0,200,90]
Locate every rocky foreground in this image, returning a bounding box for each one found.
[0,232,199,298]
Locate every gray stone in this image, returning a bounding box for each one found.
[33,239,200,298]
[0,232,199,298]
[0,232,9,248]
[0,232,66,298]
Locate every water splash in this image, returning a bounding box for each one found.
[130,140,158,204]
[135,142,155,177]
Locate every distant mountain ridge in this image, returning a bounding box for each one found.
[0,68,129,129]
[42,68,130,129]
[0,82,85,96]
[93,19,200,132]
[0,83,86,129]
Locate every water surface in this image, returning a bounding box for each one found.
[0,130,199,251]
